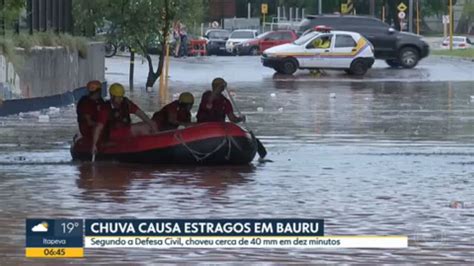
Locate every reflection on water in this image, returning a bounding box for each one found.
[76,163,253,204]
[0,81,473,264]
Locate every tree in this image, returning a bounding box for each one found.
[73,0,204,89]
[0,0,25,34]
[72,0,109,37]
[106,0,176,89]
[456,0,474,33]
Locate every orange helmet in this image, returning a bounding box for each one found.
[86,80,102,92]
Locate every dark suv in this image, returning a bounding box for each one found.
[204,29,230,55]
[297,15,430,68]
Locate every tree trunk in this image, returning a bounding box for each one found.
[144,0,171,90]
[144,40,167,89]
[144,53,159,89]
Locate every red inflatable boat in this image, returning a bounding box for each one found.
[71,122,257,165]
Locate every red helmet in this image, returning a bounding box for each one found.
[86,80,102,92]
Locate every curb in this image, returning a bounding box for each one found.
[431,55,474,62]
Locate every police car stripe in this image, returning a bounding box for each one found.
[274,38,368,59]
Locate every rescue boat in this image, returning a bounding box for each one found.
[70,122,257,165]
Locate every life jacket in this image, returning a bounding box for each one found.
[106,98,132,129]
[153,100,191,131]
[196,91,229,123]
[76,96,104,123]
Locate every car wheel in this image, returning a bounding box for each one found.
[399,47,419,68]
[349,59,368,76]
[344,69,352,74]
[274,67,284,74]
[280,58,298,75]
[250,47,259,56]
[385,59,401,68]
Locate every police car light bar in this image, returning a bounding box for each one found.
[314,25,332,33]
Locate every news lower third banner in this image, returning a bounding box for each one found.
[26,219,408,257]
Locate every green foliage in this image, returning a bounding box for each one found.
[73,0,205,49]
[73,0,109,37]
[73,0,205,87]
[0,0,25,28]
[1,32,88,58]
[462,0,474,18]
[420,0,447,17]
[0,37,22,67]
[108,0,175,52]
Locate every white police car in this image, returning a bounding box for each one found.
[261,26,375,75]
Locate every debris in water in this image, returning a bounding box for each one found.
[278,107,284,112]
[20,111,41,118]
[47,107,60,115]
[330,93,336,98]
[270,93,276,97]
[14,156,26,161]
[38,115,50,123]
[449,200,464,209]
[257,107,264,112]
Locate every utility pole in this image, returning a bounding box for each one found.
[247,2,250,19]
[370,0,375,17]
[409,0,414,32]
[416,0,420,35]
[318,0,322,15]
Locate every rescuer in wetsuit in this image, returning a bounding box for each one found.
[196,78,245,123]
[152,92,195,131]
[76,80,105,140]
[91,83,158,155]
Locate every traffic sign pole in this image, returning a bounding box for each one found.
[449,0,453,51]
[261,3,268,31]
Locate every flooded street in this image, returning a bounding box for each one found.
[1,56,473,264]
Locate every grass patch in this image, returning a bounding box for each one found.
[0,31,89,63]
[432,48,474,58]
[0,38,24,68]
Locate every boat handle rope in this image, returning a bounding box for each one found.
[173,131,233,162]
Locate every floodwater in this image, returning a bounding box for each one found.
[1,60,474,263]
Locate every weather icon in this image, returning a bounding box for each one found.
[31,221,48,232]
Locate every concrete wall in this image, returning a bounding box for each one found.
[0,42,104,100]
[0,54,21,100]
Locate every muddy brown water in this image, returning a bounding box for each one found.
[0,80,473,264]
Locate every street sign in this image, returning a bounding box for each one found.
[341,3,348,14]
[261,3,268,14]
[398,11,406,20]
[442,15,449,24]
[397,2,407,12]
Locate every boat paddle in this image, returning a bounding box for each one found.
[225,87,267,159]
